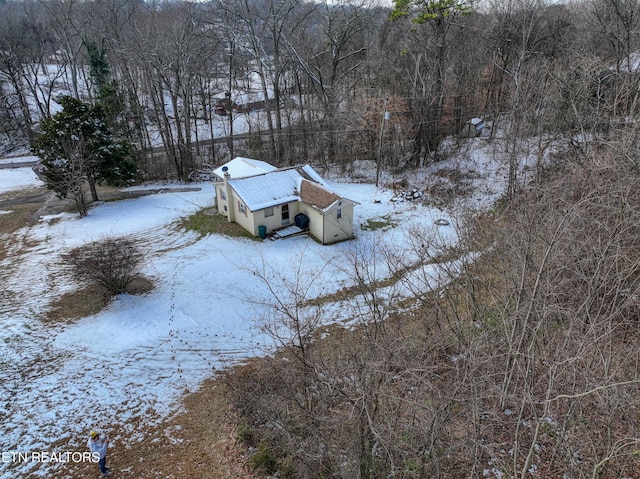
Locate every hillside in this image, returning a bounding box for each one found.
[1,143,500,478]
[220,143,640,478]
[2,0,640,476]
[4,126,640,478]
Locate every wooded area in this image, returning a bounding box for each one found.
[225,146,640,478]
[1,0,639,182]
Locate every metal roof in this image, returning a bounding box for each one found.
[227,168,302,211]
[213,157,276,180]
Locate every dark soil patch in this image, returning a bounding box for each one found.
[46,286,110,322]
[0,203,39,233]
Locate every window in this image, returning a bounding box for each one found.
[220,189,226,201]
[239,201,247,215]
[264,207,274,218]
[337,208,343,219]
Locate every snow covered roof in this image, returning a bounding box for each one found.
[227,164,347,212]
[213,157,276,180]
[299,164,330,188]
[227,168,302,211]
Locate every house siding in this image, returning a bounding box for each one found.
[322,201,355,244]
[231,193,256,234]
[215,183,235,221]
[256,202,300,235]
[299,201,355,244]
[224,200,303,238]
[299,204,325,242]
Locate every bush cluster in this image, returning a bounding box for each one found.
[64,236,143,297]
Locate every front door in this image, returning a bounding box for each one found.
[281,204,290,225]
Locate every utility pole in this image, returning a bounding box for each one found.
[226,39,235,160]
[225,90,234,159]
[376,97,389,187]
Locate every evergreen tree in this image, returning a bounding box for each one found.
[31,96,137,217]
[85,38,110,92]
[84,38,131,139]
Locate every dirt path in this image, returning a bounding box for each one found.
[0,191,49,206]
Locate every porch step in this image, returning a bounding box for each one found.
[272,225,306,239]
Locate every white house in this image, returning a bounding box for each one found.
[214,159,358,244]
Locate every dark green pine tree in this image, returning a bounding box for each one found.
[85,38,110,91]
[31,96,137,217]
[84,38,130,138]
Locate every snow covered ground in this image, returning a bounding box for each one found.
[0,142,507,478]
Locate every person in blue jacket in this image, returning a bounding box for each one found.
[88,430,111,476]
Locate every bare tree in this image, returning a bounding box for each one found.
[44,0,91,100]
[0,1,41,144]
[589,0,640,72]
[131,2,219,180]
[486,0,577,198]
[286,0,376,167]
[391,0,475,165]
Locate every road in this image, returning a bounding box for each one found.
[0,160,38,169]
[0,186,203,209]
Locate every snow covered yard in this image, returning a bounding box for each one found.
[0,154,497,478]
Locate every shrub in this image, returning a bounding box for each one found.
[248,442,278,475]
[64,236,143,296]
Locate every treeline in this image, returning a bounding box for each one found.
[1,0,639,181]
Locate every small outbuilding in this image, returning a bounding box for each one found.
[460,117,484,138]
[297,178,357,245]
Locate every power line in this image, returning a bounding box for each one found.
[220,114,482,139]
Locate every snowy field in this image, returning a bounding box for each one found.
[0,138,515,478]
